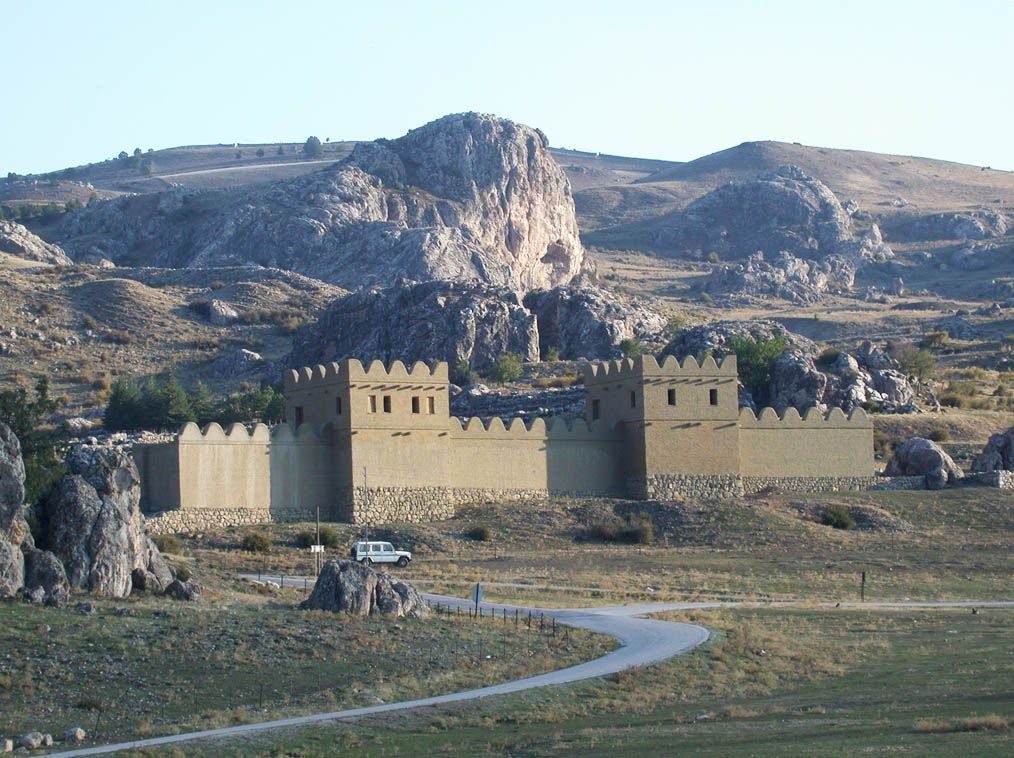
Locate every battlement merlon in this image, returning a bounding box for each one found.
[284,359,450,392]
[583,354,737,385]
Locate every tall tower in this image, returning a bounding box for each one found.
[584,354,741,498]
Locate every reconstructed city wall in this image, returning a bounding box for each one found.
[738,407,874,478]
[270,423,347,522]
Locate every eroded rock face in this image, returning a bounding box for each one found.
[662,319,816,359]
[885,438,963,489]
[971,426,1014,472]
[23,548,70,607]
[0,221,72,265]
[890,211,1008,242]
[301,560,429,619]
[0,422,29,597]
[524,283,668,359]
[288,279,539,373]
[55,114,583,294]
[703,251,857,304]
[655,165,893,265]
[43,444,172,597]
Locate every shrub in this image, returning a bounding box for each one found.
[618,338,642,358]
[465,524,492,542]
[543,345,560,361]
[488,353,523,384]
[926,428,950,443]
[174,565,192,583]
[821,504,855,530]
[588,515,653,544]
[295,526,340,549]
[302,136,323,158]
[815,348,842,367]
[241,531,272,553]
[888,342,936,380]
[105,329,136,345]
[725,335,788,401]
[919,331,949,349]
[187,299,212,318]
[152,534,182,554]
[81,314,98,330]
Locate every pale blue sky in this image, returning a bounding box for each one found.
[2,0,1011,175]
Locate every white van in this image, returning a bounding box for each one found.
[350,541,412,567]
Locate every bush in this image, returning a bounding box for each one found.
[465,524,492,542]
[588,515,653,544]
[152,534,182,554]
[815,348,842,367]
[174,565,192,582]
[725,335,787,401]
[302,136,323,158]
[295,526,340,549]
[926,428,950,443]
[81,314,98,330]
[241,532,272,553]
[919,331,949,349]
[888,342,936,380]
[105,329,136,345]
[488,353,523,384]
[543,346,560,361]
[618,338,642,358]
[821,504,855,530]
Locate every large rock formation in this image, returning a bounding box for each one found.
[288,279,539,372]
[971,426,1014,472]
[655,165,893,264]
[43,443,173,597]
[702,250,857,304]
[662,319,816,360]
[889,210,1008,242]
[524,283,668,359]
[885,438,963,489]
[0,220,72,265]
[0,422,30,596]
[54,114,583,294]
[301,560,429,618]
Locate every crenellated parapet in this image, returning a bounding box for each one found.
[177,422,271,443]
[448,415,620,440]
[738,406,872,429]
[284,358,449,392]
[584,354,737,383]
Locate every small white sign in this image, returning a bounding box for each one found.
[310,544,324,553]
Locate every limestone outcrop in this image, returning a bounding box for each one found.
[702,250,857,304]
[0,220,72,265]
[884,438,963,489]
[971,426,1014,472]
[655,165,893,264]
[54,113,583,294]
[889,210,1008,242]
[662,319,816,359]
[43,443,173,597]
[524,283,668,359]
[288,279,539,373]
[301,560,429,618]
[0,422,29,596]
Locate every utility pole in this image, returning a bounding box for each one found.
[315,504,320,574]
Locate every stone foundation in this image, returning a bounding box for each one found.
[642,474,744,500]
[350,487,456,525]
[972,470,1014,490]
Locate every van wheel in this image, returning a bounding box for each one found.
[361,557,372,566]
[396,557,409,568]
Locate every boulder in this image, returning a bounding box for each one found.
[163,578,202,601]
[890,211,1008,242]
[769,350,828,413]
[1,737,11,752]
[884,438,963,489]
[19,733,45,750]
[662,319,815,361]
[288,279,539,373]
[971,426,1014,472]
[301,560,429,619]
[63,727,86,745]
[524,283,668,359]
[56,114,583,295]
[212,348,263,379]
[207,299,239,326]
[703,251,857,304]
[0,221,72,265]
[42,443,170,598]
[22,548,70,607]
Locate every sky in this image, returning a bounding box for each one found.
[2,0,1012,175]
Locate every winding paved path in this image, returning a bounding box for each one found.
[50,585,713,756]
[49,575,1014,756]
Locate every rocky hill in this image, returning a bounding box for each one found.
[47,114,584,295]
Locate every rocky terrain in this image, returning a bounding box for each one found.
[301,559,428,618]
[47,113,583,295]
[0,422,189,605]
[0,221,72,265]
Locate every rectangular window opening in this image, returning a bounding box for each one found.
[667,388,676,406]
[411,396,420,414]
[591,398,601,420]
[630,390,636,409]
[367,395,377,413]
[335,397,343,415]
[709,388,719,406]
[427,396,435,414]
[383,395,392,413]
[294,406,304,426]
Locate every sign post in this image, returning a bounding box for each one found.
[471,582,482,617]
